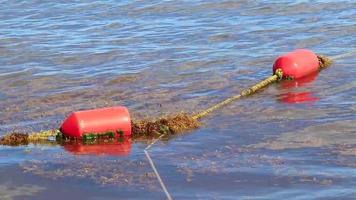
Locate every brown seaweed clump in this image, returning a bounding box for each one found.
[132,113,201,140]
[0,132,29,146]
[317,54,333,69]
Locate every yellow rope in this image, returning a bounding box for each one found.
[27,129,59,143]
[192,69,283,120]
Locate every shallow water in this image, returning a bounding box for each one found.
[1,0,355,199]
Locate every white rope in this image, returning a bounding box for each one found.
[145,134,164,150]
[145,134,173,200]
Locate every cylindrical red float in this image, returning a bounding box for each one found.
[60,106,131,138]
[273,49,319,79]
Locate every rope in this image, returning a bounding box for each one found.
[330,49,356,60]
[192,69,283,120]
[27,130,59,142]
[144,150,173,200]
[144,134,173,200]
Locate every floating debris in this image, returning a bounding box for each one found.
[21,158,158,187]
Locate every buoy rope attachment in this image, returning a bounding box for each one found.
[192,53,335,120]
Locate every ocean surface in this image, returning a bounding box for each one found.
[0,0,355,199]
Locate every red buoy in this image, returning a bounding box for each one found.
[60,106,131,138]
[273,49,319,79]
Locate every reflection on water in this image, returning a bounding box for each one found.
[63,138,132,156]
[0,0,356,199]
[280,92,319,104]
[280,71,319,89]
[278,72,320,104]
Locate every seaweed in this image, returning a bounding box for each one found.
[131,112,200,140]
[317,54,333,69]
[0,132,29,146]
